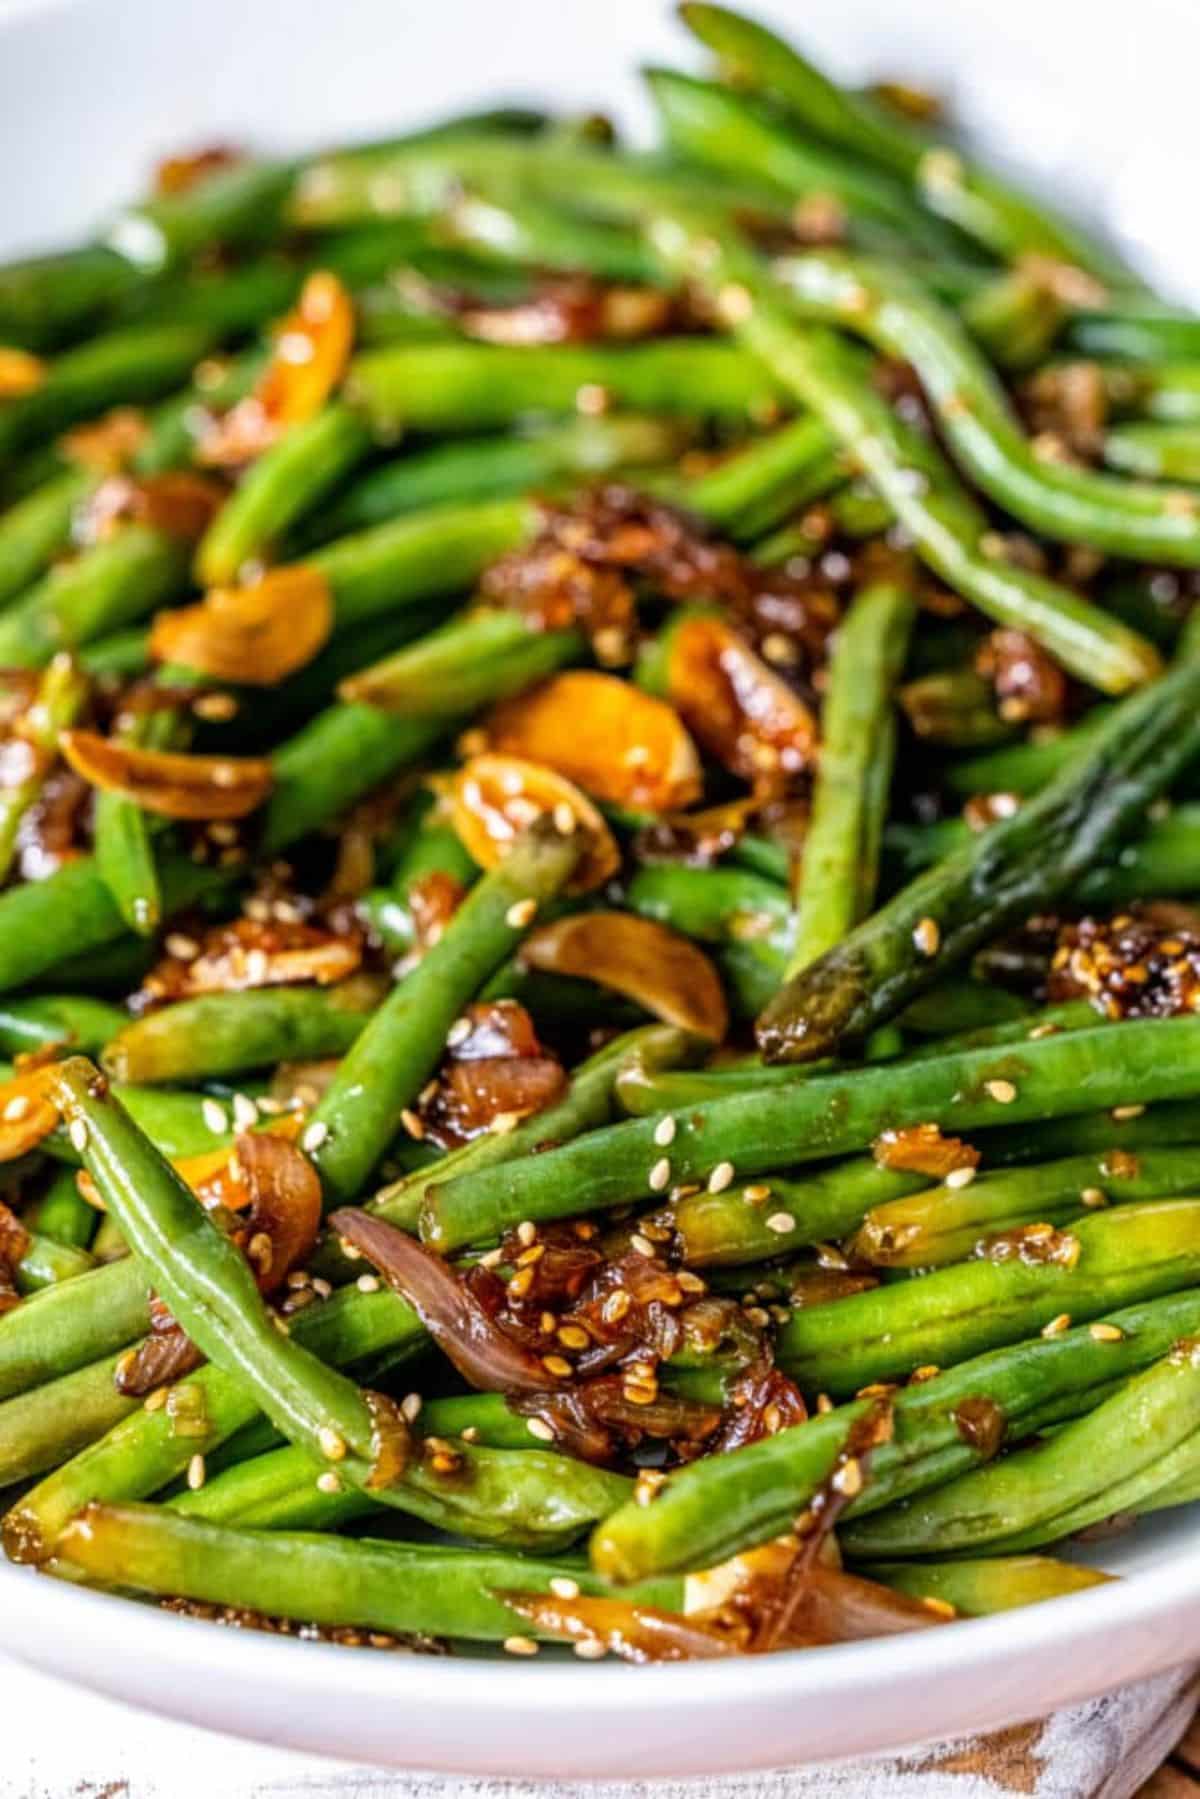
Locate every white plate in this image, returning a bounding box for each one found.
[4,0,1200,1775]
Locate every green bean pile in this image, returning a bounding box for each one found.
[4,4,1200,1663]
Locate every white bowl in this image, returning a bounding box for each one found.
[3,0,1200,1775]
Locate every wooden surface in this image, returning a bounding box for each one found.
[1138,1714,1200,1796]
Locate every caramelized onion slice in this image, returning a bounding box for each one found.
[485,672,702,813]
[0,347,45,398]
[328,1208,550,1394]
[521,911,728,1041]
[872,1124,979,1179]
[61,409,150,476]
[450,753,619,893]
[76,473,225,547]
[496,1591,739,1662]
[0,1199,30,1312]
[150,566,333,685]
[60,730,273,821]
[791,1569,950,1643]
[667,614,817,793]
[144,916,363,1001]
[0,1065,62,1162]
[199,271,355,466]
[234,1130,322,1293]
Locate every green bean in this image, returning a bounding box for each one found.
[0,853,226,996]
[15,1229,95,1292]
[853,1147,1200,1270]
[355,820,480,958]
[307,495,534,631]
[1064,305,1200,363]
[1102,422,1200,484]
[106,160,297,274]
[648,69,956,255]
[340,607,583,715]
[194,404,373,588]
[881,813,1200,913]
[261,706,443,857]
[779,1199,1200,1394]
[76,628,151,680]
[28,1166,97,1252]
[423,1015,1200,1250]
[92,705,177,936]
[309,820,581,1203]
[958,269,1066,372]
[0,324,215,465]
[0,654,88,880]
[100,976,385,1085]
[677,4,1126,275]
[2,1281,418,1555]
[590,1287,1200,1581]
[665,1160,928,1266]
[788,579,914,973]
[445,192,662,286]
[0,1353,137,1488]
[868,1555,1111,1615]
[57,1507,679,1641]
[347,339,783,436]
[0,468,91,607]
[944,708,1115,798]
[668,413,842,538]
[843,1340,1200,1559]
[756,661,1200,1062]
[773,250,1200,565]
[646,222,1160,691]
[898,668,1012,750]
[0,1254,150,1402]
[296,415,685,548]
[0,246,140,351]
[897,983,1032,1036]
[0,525,193,667]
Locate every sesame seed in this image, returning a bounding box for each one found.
[742,1183,771,1205]
[1111,1104,1146,1121]
[192,691,238,722]
[489,1110,521,1135]
[516,1220,537,1247]
[2,1095,29,1121]
[574,1639,607,1660]
[832,1457,863,1497]
[68,1117,89,1154]
[202,1098,228,1135]
[913,917,940,957]
[165,932,199,959]
[816,1393,834,1414]
[478,1247,504,1269]
[1080,1187,1107,1209]
[311,1278,332,1300]
[923,1597,957,1620]
[505,898,538,930]
[527,1417,555,1442]
[945,1165,977,1190]
[985,1079,1017,1104]
[461,1425,480,1443]
[1041,1313,1072,1338]
[1089,1322,1124,1342]
[143,1387,168,1412]
[503,1635,539,1657]
[399,1107,425,1140]
[550,1576,581,1600]
[445,1018,472,1052]
[356,1274,381,1294]
[316,1471,343,1495]
[231,1092,258,1131]
[318,1427,347,1462]
[552,802,577,836]
[301,1121,329,1153]
[630,1232,656,1258]
[648,1156,672,1192]
[717,281,753,323]
[653,1116,677,1148]
[766,1212,796,1235]
[708,1161,735,1194]
[542,1354,573,1378]
[186,1454,206,1491]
